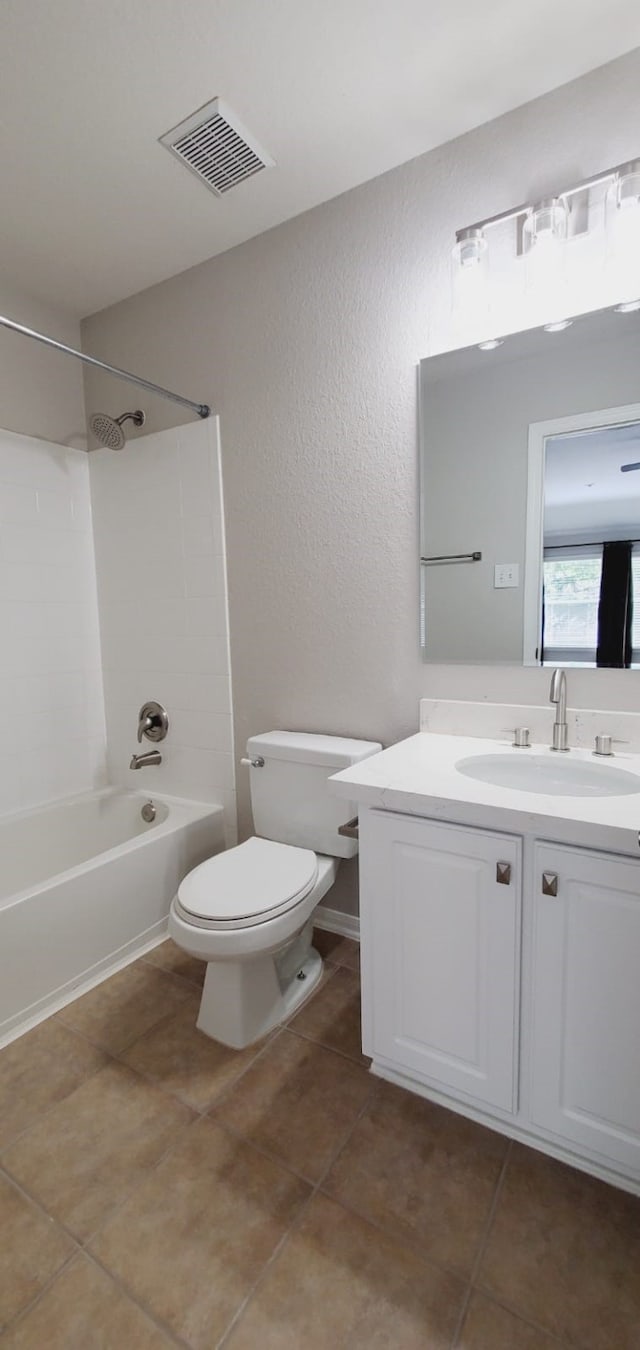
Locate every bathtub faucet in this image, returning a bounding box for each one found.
[130,750,162,770]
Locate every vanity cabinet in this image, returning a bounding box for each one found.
[359,811,520,1113]
[529,842,640,1176]
[358,806,640,1192]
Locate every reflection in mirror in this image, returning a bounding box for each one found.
[419,305,640,666]
[539,420,640,667]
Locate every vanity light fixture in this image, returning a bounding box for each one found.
[543,319,573,332]
[452,155,640,316]
[614,299,640,313]
[477,338,504,351]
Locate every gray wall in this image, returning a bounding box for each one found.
[0,282,86,444]
[81,50,640,913]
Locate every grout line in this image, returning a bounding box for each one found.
[111,1025,284,1120]
[215,1071,377,1350]
[0,1246,82,1340]
[82,1247,188,1349]
[80,1113,200,1251]
[459,1285,575,1348]
[0,1051,119,1158]
[450,1140,513,1349]
[285,1021,371,1071]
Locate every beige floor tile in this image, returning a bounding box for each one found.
[324,1080,507,1277]
[478,1144,640,1350]
[291,964,367,1064]
[2,1062,193,1241]
[312,928,360,972]
[0,1173,74,1330]
[0,1020,108,1151]
[120,990,270,1111]
[213,1030,373,1182]
[458,1291,569,1348]
[143,938,206,987]
[56,961,192,1055]
[90,1116,310,1349]
[225,1191,465,1350]
[2,1254,175,1349]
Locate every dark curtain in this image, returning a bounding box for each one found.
[596,541,633,668]
[539,584,545,665]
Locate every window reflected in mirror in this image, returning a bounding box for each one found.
[541,421,640,667]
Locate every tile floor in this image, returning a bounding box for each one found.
[1,927,639,1348]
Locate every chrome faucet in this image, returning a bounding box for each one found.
[130,750,162,770]
[549,668,569,752]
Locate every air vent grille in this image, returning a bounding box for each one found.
[160,98,274,197]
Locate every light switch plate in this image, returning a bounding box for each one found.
[494,563,519,588]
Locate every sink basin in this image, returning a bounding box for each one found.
[454,753,640,797]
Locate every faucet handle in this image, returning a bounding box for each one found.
[593,734,629,757]
[137,701,169,744]
[501,727,531,748]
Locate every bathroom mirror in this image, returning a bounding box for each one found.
[419,304,640,665]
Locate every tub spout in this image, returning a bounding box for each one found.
[130,750,162,770]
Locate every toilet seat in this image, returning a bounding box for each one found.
[176,835,319,930]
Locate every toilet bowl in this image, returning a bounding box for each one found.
[168,730,381,1049]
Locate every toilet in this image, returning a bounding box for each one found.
[169,730,381,1048]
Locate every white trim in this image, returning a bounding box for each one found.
[0,919,169,1049]
[522,401,640,666]
[314,905,360,941]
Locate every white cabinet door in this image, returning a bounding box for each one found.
[530,842,640,1175]
[360,810,520,1112]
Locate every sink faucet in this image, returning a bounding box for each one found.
[549,668,569,752]
[130,750,162,770]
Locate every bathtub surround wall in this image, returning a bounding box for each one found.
[0,428,107,816]
[89,419,236,843]
[82,50,640,914]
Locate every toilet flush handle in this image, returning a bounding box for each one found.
[240,756,265,768]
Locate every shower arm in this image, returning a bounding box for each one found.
[0,313,211,420]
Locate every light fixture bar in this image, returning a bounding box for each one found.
[455,156,640,242]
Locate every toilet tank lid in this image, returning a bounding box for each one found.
[246,730,382,768]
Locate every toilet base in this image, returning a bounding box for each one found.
[196,927,323,1049]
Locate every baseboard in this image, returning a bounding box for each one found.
[314,906,360,941]
[0,918,170,1049]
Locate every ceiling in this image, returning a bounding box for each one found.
[2,1,640,319]
[545,422,640,537]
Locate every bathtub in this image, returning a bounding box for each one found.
[0,787,224,1045]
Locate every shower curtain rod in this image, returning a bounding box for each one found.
[0,314,211,419]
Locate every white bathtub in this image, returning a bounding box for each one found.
[0,787,224,1045]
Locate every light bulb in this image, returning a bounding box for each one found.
[451,228,489,327]
[606,162,640,307]
[522,197,568,320]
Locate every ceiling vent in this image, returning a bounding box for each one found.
[160,98,275,197]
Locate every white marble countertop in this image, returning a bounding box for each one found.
[330,732,640,857]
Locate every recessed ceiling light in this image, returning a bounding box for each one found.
[543,319,573,332]
[478,338,504,351]
[614,299,640,313]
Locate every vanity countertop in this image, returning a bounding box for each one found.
[330,732,640,857]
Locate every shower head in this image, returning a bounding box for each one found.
[90,409,145,450]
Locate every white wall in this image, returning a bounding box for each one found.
[89,419,236,843]
[81,49,640,913]
[0,429,107,816]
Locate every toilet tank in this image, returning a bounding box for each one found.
[246,731,382,859]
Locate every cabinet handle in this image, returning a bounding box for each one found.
[542,871,558,896]
[496,861,511,885]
